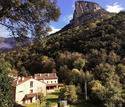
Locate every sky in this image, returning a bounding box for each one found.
[0,0,125,37]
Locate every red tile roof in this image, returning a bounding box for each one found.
[12,73,58,87]
[12,76,32,87]
[34,73,58,80]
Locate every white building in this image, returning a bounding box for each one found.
[13,77,46,104]
[12,73,59,105]
[34,73,58,93]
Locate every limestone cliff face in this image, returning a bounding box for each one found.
[73,1,102,20]
[61,1,110,31]
[71,1,109,26]
[56,0,111,32]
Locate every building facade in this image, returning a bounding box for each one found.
[13,77,46,104]
[34,73,58,93]
[13,73,59,105]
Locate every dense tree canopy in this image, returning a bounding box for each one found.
[0,0,60,41]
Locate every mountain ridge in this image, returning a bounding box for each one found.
[60,0,111,32]
[0,37,32,51]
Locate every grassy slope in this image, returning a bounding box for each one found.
[26,92,97,107]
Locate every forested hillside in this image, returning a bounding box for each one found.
[1,11,125,106]
[1,1,125,106]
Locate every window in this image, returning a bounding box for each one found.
[30,81,33,88]
[19,91,23,93]
[55,81,56,83]
[51,81,53,83]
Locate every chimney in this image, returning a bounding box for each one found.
[18,76,21,80]
[17,80,19,85]
[52,68,56,73]
[47,73,49,77]
[30,76,33,78]
[34,76,37,79]
[22,77,25,81]
[55,73,57,77]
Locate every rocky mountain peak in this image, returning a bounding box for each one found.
[60,1,110,31]
[73,1,102,19]
[72,0,109,24]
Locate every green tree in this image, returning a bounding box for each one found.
[20,66,28,76]
[59,85,78,103]
[80,71,93,101]
[116,64,125,84]
[38,93,46,104]
[0,59,14,107]
[71,69,81,84]
[89,80,105,104]
[95,63,124,107]
[73,58,85,71]
[40,56,56,72]
[0,0,60,41]
[73,58,93,101]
